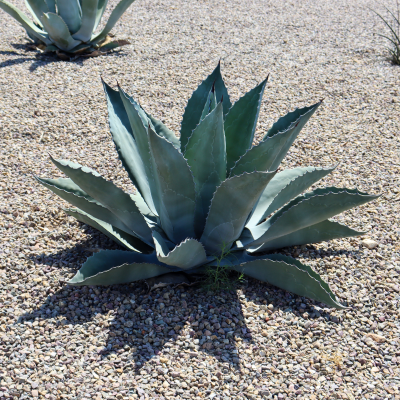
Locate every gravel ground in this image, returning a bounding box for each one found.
[0,0,399,399]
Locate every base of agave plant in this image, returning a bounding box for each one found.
[28,36,130,60]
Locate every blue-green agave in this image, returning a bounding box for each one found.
[0,0,135,56]
[36,64,378,309]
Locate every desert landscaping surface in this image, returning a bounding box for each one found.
[0,0,399,399]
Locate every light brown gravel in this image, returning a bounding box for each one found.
[0,0,399,399]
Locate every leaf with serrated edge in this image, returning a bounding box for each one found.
[148,126,196,243]
[229,128,293,177]
[68,249,176,285]
[103,81,157,215]
[180,62,231,152]
[184,102,226,236]
[55,0,82,34]
[72,0,98,42]
[65,208,152,253]
[200,171,276,255]
[246,166,335,227]
[248,188,379,248]
[240,219,364,252]
[153,231,208,269]
[51,157,153,245]
[264,102,321,171]
[224,77,268,172]
[144,110,180,150]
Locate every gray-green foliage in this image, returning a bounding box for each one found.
[37,64,378,309]
[0,0,135,55]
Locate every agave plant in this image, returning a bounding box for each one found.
[36,63,378,309]
[0,0,135,57]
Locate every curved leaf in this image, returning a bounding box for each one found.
[246,166,335,227]
[245,219,365,253]
[219,252,345,309]
[184,102,226,235]
[103,81,157,215]
[94,0,108,30]
[41,12,81,51]
[200,83,217,121]
[72,0,98,42]
[45,0,55,12]
[51,157,153,245]
[56,0,82,34]
[148,127,197,243]
[90,0,136,44]
[25,0,48,26]
[229,128,293,177]
[248,187,379,248]
[180,62,231,152]
[200,171,276,255]
[65,208,152,253]
[264,102,321,171]
[0,0,51,44]
[224,77,268,172]
[68,250,175,285]
[153,231,208,269]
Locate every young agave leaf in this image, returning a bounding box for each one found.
[65,208,152,253]
[200,84,217,121]
[0,0,52,44]
[246,166,335,227]
[55,0,82,34]
[264,102,321,171]
[148,127,197,243]
[180,62,231,152]
[224,77,268,172]
[200,171,276,255]
[184,102,226,236]
[249,188,379,247]
[72,0,98,42]
[90,0,136,45]
[68,250,175,285]
[25,0,48,26]
[229,128,293,177]
[51,157,154,245]
[103,81,157,215]
[221,252,345,309]
[153,231,208,269]
[94,0,108,30]
[245,219,365,253]
[41,13,81,51]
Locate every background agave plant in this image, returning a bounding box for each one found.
[36,63,378,309]
[0,0,135,57]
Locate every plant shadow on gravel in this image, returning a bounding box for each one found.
[20,233,346,372]
[0,42,127,72]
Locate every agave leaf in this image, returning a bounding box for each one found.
[148,127,197,243]
[51,157,154,245]
[248,188,379,248]
[180,62,231,152]
[41,12,81,51]
[264,102,321,171]
[103,81,157,215]
[25,0,48,26]
[184,102,226,236]
[55,0,82,34]
[45,0,55,12]
[200,171,276,255]
[68,249,175,285]
[72,0,98,42]
[153,231,208,269]
[243,219,365,253]
[118,87,161,202]
[215,252,344,309]
[200,84,217,121]
[224,77,268,172]
[144,110,180,150]
[0,0,52,44]
[246,166,335,227]
[90,0,136,44]
[94,0,108,30]
[229,128,293,177]
[65,208,152,252]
